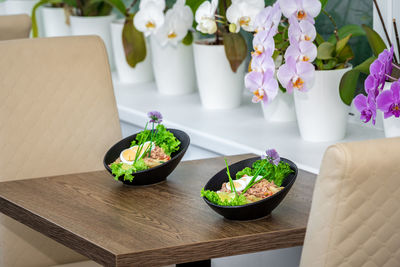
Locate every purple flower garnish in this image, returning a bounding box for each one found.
[262,149,280,166]
[147,110,163,124]
[354,93,377,125]
[377,81,400,119]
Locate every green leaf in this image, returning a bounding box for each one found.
[320,0,328,10]
[339,70,359,106]
[362,24,387,57]
[103,0,126,15]
[321,58,338,70]
[328,24,365,44]
[353,56,376,74]
[182,31,193,46]
[336,34,352,56]
[338,56,376,105]
[223,33,247,73]
[31,0,63,37]
[337,44,354,63]
[122,15,147,68]
[317,42,335,60]
[315,33,325,46]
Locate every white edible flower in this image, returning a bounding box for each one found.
[134,1,165,37]
[226,0,264,33]
[155,0,194,47]
[195,0,218,34]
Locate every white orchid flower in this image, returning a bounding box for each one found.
[226,0,264,33]
[134,1,165,37]
[195,0,218,34]
[278,0,321,22]
[139,0,166,10]
[155,0,193,47]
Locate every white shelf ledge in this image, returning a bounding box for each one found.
[113,80,385,174]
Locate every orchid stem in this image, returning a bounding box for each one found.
[385,73,399,82]
[394,19,400,62]
[322,9,339,42]
[373,0,398,63]
[126,0,138,16]
[393,62,400,70]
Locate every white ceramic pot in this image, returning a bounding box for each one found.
[381,82,400,137]
[150,37,196,95]
[41,6,70,37]
[294,67,351,142]
[3,0,35,15]
[111,20,154,84]
[262,90,296,122]
[193,41,245,109]
[70,14,116,69]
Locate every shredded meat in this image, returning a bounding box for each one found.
[219,179,283,202]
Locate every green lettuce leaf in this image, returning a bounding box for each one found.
[110,159,148,182]
[201,189,249,206]
[131,124,180,156]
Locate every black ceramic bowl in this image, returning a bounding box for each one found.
[203,156,298,220]
[104,129,190,186]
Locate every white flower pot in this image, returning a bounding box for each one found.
[193,41,245,109]
[150,37,196,95]
[70,14,116,70]
[262,90,296,122]
[41,6,70,37]
[110,20,154,84]
[381,82,400,137]
[294,67,351,142]
[3,0,35,15]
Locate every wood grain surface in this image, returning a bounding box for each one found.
[0,154,316,267]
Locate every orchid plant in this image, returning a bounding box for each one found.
[194,0,265,72]
[245,0,364,107]
[343,0,400,124]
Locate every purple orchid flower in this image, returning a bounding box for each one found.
[377,81,400,119]
[378,46,394,79]
[278,0,321,22]
[284,37,317,63]
[364,74,380,98]
[277,56,315,93]
[288,16,316,42]
[254,3,282,33]
[147,111,163,124]
[261,149,280,166]
[250,52,276,73]
[354,93,377,125]
[245,69,279,105]
[252,28,275,58]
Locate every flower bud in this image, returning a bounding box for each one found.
[229,23,237,33]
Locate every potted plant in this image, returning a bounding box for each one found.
[247,0,364,141]
[350,1,400,137]
[192,0,260,109]
[132,0,196,95]
[32,0,116,68]
[31,0,70,37]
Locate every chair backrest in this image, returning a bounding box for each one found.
[300,137,400,267]
[0,36,122,266]
[0,14,31,40]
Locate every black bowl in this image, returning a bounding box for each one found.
[104,129,190,186]
[203,156,298,220]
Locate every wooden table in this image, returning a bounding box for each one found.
[0,154,316,267]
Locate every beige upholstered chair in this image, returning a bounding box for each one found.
[300,137,400,267]
[0,36,122,266]
[0,14,31,40]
